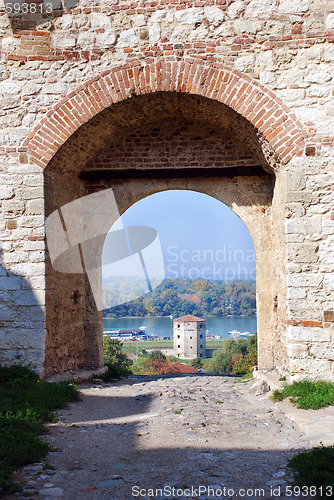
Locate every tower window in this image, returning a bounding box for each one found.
[177,335,180,338]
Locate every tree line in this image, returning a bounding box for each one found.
[103,277,256,318]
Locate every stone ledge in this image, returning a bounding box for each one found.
[44,366,108,383]
[251,369,334,447]
[252,369,285,391]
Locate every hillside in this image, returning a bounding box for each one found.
[103,278,256,318]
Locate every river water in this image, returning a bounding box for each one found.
[103,316,257,339]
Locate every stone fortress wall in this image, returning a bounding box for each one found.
[0,0,333,379]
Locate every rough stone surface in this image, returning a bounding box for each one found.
[9,375,314,500]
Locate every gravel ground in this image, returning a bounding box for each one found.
[11,375,313,500]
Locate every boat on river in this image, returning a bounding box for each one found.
[104,329,152,341]
[228,330,252,339]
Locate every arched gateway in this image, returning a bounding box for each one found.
[0,43,333,380]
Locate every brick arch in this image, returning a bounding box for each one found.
[25,58,306,169]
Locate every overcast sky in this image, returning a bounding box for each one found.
[102,190,256,282]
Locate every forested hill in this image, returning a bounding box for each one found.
[103,278,256,318]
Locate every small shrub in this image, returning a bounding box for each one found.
[0,365,78,495]
[190,357,203,369]
[0,364,37,383]
[102,337,133,381]
[101,362,132,382]
[271,380,334,410]
[288,445,334,498]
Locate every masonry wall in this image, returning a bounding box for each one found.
[0,0,332,379]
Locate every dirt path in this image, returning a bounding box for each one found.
[12,375,312,500]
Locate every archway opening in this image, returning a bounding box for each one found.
[102,189,257,373]
[43,91,287,378]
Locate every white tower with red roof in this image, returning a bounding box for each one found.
[173,315,206,360]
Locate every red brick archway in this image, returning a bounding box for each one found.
[25,58,306,169]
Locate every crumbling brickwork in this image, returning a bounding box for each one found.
[0,0,333,380]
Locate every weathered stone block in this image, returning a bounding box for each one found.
[0,80,23,96]
[26,199,44,215]
[149,25,161,43]
[117,29,138,47]
[2,252,28,264]
[245,0,277,17]
[287,343,309,359]
[309,344,334,360]
[290,358,332,378]
[0,277,21,290]
[323,275,334,289]
[95,32,116,48]
[287,243,319,264]
[278,0,311,14]
[149,11,166,23]
[29,251,45,263]
[13,291,40,306]
[204,6,225,25]
[51,34,77,49]
[287,288,306,300]
[44,83,69,95]
[10,263,45,277]
[227,1,245,19]
[287,326,331,343]
[91,13,111,29]
[175,8,204,25]
[305,71,332,84]
[0,186,14,199]
[77,31,95,48]
[325,13,334,30]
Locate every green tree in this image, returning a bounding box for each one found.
[209,338,248,374]
[148,350,167,362]
[232,334,258,374]
[190,357,203,369]
[103,337,133,379]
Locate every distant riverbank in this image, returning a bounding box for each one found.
[103,316,257,339]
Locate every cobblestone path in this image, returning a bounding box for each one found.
[12,375,312,500]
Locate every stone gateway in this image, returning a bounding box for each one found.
[0,0,333,381]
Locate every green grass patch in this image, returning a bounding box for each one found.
[0,365,79,495]
[288,446,334,498]
[271,380,334,410]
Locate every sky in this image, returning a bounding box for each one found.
[102,190,256,282]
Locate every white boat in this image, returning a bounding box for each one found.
[104,328,151,341]
[239,331,252,338]
[228,330,253,339]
